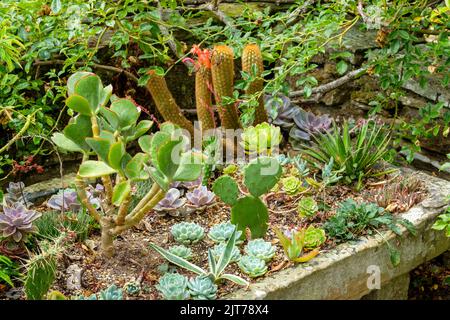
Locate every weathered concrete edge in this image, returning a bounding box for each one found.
[225,168,450,300]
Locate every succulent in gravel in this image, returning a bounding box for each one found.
[168,245,193,261]
[238,255,267,278]
[171,222,205,245]
[207,221,243,243]
[46,189,82,212]
[264,94,300,129]
[154,188,186,211]
[289,109,331,144]
[303,226,326,249]
[186,186,215,207]
[291,155,310,178]
[277,154,291,166]
[297,196,319,218]
[98,284,123,300]
[281,176,304,195]
[0,204,41,242]
[156,272,190,300]
[211,243,241,263]
[240,122,282,155]
[123,281,141,296]
[187,275,218,300]
[244,239,276,262]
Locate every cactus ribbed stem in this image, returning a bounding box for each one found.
[211,45,241,129]
[195,66,216,132]
[146,71,194,137]
[242,44,268,125]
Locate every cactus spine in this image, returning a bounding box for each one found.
[196,65,216,132]
[242,44,268,125]
[211,45,241,129]
[146,71,194,137]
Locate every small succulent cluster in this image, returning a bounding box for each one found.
[47,189,81,212]
[289,109,332,148]
[0,204,41,242]
[211,243,241,263]
[281,176,304,195]
[123,281,141,296]
[275,227,320,263]
[156,272,190,300]
[238,255,268,278]
[168,245,193,261]
[188,276,218,300]
[244,239,276,262]
[303,226,326,249]
[171,222,205,245]
[297,196,319,218]
[264,94,299,129]
[186,186,215,207]
[78,284,123,300]
[292,155,310,178]
[276,154,291,166]
[4,182,27,206]
[208,221,242,243]
[155,188,186,211]
[240,122,282,155]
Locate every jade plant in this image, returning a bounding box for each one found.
[208,221,243,243]
[168,245,193,261]
[297,196,319,218]
[156,272,190,300]
[238,255,267,278]
[212,156,282,239]
[244,239,276,262]
[274,227,320,263]
[171,222,205,245]
[188,275,218,300]
[51,72,203,256]
[149,228,249,286]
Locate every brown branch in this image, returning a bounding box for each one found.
[203,1,236,31]
[289,67,367,99]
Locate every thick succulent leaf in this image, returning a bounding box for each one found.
[147,167,169,191]
[292,248,320,263]
[149,243,206,276]
[74,74,103,114]
[172,152,204,182]
[67,72,93,96]
[156,138,183,180]
[66,94,92,115]
[110,99,140,129]
[138,135,152,154]
[212,175,239,206]
[51,133,83,152]
[215,227,237,276]
[100,84,113,108]
[127,120,153,142]
[100,106,120,131]
[108,141,126,171]
[125,153,150,181]
[112,180,131,206]
[207,249,217,275]
[231,195,269,239]
[244,156,282,197]
[79,161,116,178]
[149,131,171,169]
[86,137,111,162]
[221,274,249,286]
[63,115,93,152]
[99,130,115,143]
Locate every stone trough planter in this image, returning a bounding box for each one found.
[225,168,450,300]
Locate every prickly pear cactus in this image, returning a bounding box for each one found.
[146,70,194,136]
[243,157,282,197]
[210,45,240,129]
[242,44,268,125]
[231,195,269,239]
[212,175,239,206]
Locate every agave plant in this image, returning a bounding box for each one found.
[264,94,299,129]
[186,186,215,207]
[211,242,241,263]
[0,204,41,242]
[289,109,331,148]
[154,188,186,211]
[274,227,320,263]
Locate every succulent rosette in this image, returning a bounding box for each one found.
[0,204,41,242]
[186,186,215,207]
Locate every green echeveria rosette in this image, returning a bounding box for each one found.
[171,222,205,245]
[297,196,319,218]
[156,272,190,300]
[303,226,326,249]
[238,255,268,278]
[244,239,276,262]
[208,221,243,244]
[187,276,218,300]
[281,176,305,195]
[240,122,282,155]
[123,281,141,296]
[211,243,242,263]
[168,245,193,260]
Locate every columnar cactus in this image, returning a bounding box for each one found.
[242,44,268,125]
[192,45,216,132]
[146,70,194,137]
[211,45,240,129]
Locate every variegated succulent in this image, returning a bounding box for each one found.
[171,222,205,245]
[244,239,276,262]
[0,204,41,242]
[211,242,241,263]
[186,186,215,207]
[238,255,267,278]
